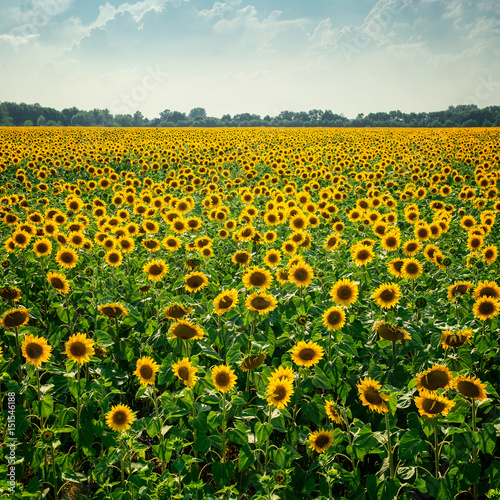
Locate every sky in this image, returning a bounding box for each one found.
[0,0,499,119]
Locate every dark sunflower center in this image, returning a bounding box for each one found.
[293,219,305,228]
[294,269,308,281]
[393,260,404,272]
[140,365,154,380]
[479,287,497,298]
[187,276,203,288]
[4,310,28,327]
[364,387,383,405]
[445,335,465,347]
[242,354,265,370]
[456,381,480,398]
[422,370,450,391]
[328,312,341,325]
[479,301,494,315]
[37,243,49,253]
[70,342,86,357]
[15,234,27,244]
[453,285,468,296]
[380,289,395,302]
[386,237,397,247]
[0,288,19,300]
[470,238,481,248]
[113,411,127,424]
[73,235,83,244]
[219,296,234,309]
[249,272,267,286]
[144,240,159,249]
[377,324,404,342]
[327,237,337,247]
[406,263,419,274]
[418,228,428,238]
[146,223,155,231]
[268,254,278,262]
[236,253,249,263]
[101,306,122,318]
[109,253,120,263]
[26,342,43,359]
[177,366,189,380]
[485,250,494,259]
[299,348,316,361]
[251,297,271,310]
[315,435,330,448]
[167,305,187,318]
[337,286,352,300]
[149,264,163,276]
[357,250,369,260]
[407,243,417,252]
[42,431,54,441]
[274,386,287,401]
[422,399,446,414]
[61,252,74,263]
[216,373,229,386]
[279,271,289,281]
[241,228,252,237]
[166,239,177,247]
[173,324,197,339]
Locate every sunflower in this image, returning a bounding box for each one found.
[357,377,390,414]
[482,245,498,264]
[266,377,294,409]
[242,266,273,290]
[288,262,314,288]
[473,281,500,300]
[172,358,198,388]
[351,243,375,266]
[467,234,483,252]
[401,258,423,280]
[290,340,324,367]
[269,365,295,384]
[106,404,136,432]
[446,281,472,302]
[402,240,421,256]
[371,283,401,309]
[134,356,160,385]
[324,233,342,252]
[143,259,169,281]
[33,238,52,257]
[56,247,78,269]
[213,289,239,315]
[454,375,487,401]
[1,306,29,329]
[441,329,473,349]
[21,334,52,367]
[65,332,95,364]
[241,353,266,371]
[308,429,334,454]
[231,250,252,267]
[414,390,455,418]
[381,232,400,252]
[325,401,343,424]
[387,258,405,278]
[184,271,209,293]
[330,278,358,307]
[281,240,297,256]
[0,286,22,302]
[473,296,500,321]
[164,303,193,320]
[98,302,129,318]
[212,364,237,393]
[264,249,281,268]
[322,306,346,331]
[374,322,411,342]
[46,271,70,294]
[276,268,289,285]
[245,292,278,315]
[416,365,454,392]
[11,229,32,249]
[163,235,182,252]
[105,250,123,267]
[170,319,204,340]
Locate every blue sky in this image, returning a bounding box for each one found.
[0,0,499,119]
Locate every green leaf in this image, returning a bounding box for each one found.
[238,444,255,471]
[152,440,173,462]
[463,462,481,485]
[145,417,162,438]
[212,461,234,487]
[399,429,427,460]
[40,394,54,418]
[61,470,88,483]
[473,423,496,454]
[255,422,273,443]
[312,366,332,390]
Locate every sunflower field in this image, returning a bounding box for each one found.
[0,126,500,500]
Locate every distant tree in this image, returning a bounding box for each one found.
[132,111,144,127]
[23,120,34,126]
[462,119,479,127]
[46,120,58,126]
[36,114,46,126]
[71,111,94,126]
[61,107,79,126]
[188,107,207,119]
[114,114,133,127]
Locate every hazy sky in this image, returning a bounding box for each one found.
[0,0,499,118]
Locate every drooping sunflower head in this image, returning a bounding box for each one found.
[266,377,294,409]
[454,375,487,401]
[414,390,455,418]
[134,356,160,385]
[308,429,334,454]
[212,364,237,393]
[371,283,401,309]
[374,322,411,342]
[446,281,472,302]
[415,365,454,392]
[0,286,22,302]
[245,292,278,315]
[330,278,359,307]
[387,258,405,278]
[184,271,209,293]
[98,302,129,318]
[290,340,324,368]
[106,404,136,432]
[21,334,52,367]
[441,329,473,349]
[243,266,273,290]
[172,358,198,388]
[66,332,95,364]
[47,271,70,294]
[357,377,390,414]
[322,306,346,332]
[241,353,266,372]
[164,303,193,320]
[213,289,239,315]
[169,319,204,340]
[1,306,29,329]
[325,400,343,424]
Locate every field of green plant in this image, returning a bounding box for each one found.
[0,126,499,500]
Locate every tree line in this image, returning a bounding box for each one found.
[1,102,499,128]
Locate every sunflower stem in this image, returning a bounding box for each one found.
[37,366,44,428]
[76,365,81,458]
[472,398,478,500]
[433,419,440,478]
[221,392,227,463]
[385,413,394,479]
[14,327,22,382]
[153,384,164,444]
[264,404,272,474]
[50,444,58,500]
[341,407,355,470]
